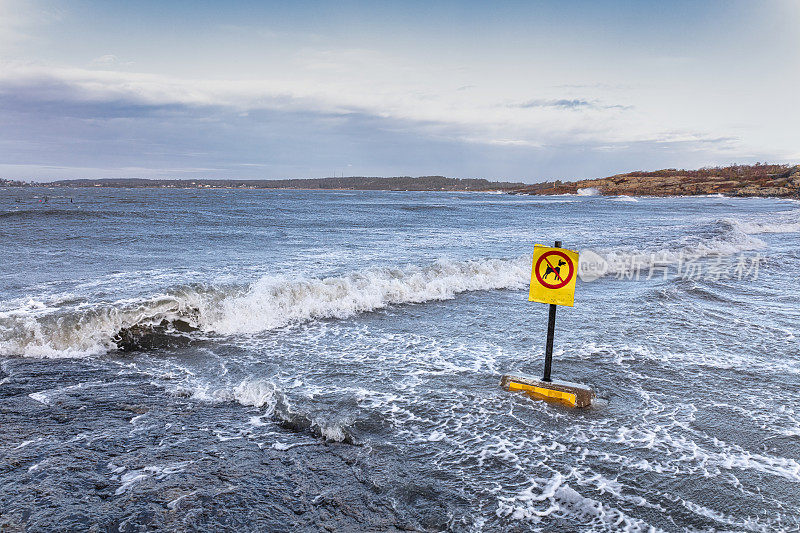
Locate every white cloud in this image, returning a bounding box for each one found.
[90,54,134,67]
[0,0,35,52]
[0,0,62,54]
[0,60,753,155]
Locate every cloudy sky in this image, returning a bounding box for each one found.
[1,0,798,182]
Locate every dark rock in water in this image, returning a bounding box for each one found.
[113,319,196,352]
[170,318,196,333]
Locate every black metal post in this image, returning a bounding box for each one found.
[542,240,561,382]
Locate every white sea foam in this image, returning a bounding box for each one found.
[14,438,44,450]
[609,195,638,202]
[28,391,51,405]
[0,292,206,358]
[608,409,800,483]
[27,381,109,405]
[206,257,529,335]
[722,217,800,234]
[171,377,279,412]
[115,471,149,495]
[169,376,351,443]
[496,473,663,531]
[679,499,773,532]
[599,220,766,276]
[232,379,277,410]
[112,461,192,496]
[0,257,530,357]
[0,214,777,358]
[576,187,600,196]
[317,423,348,442]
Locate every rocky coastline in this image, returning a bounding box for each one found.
[512,164,800,198]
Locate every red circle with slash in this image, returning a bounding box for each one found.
[535,251,575,289]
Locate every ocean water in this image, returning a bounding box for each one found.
[1,187,798,531]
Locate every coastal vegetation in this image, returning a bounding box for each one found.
[1,176,524,191]
[512,163,800,198]
[3,164,798,197]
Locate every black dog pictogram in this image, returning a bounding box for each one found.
[544,260,567,280]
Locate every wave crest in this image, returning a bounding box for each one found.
[0,257,530,357]
[208,258,529,335]
[721,217,800,235]
[0,216,777,358]
[600,219,766,276]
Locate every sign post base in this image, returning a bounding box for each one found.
[501,374,594,408]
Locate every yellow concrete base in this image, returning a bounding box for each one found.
[501,374,594,408]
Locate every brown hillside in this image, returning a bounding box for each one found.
[513,164,800,198]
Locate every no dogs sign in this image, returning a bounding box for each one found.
[529,244,579,307]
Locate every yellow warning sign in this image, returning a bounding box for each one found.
[529,244,579,307]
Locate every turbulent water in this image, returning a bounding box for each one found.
[1,188,798,531]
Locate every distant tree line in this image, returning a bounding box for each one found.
[5,176,526,191]
[613,163,794,181]
[0,178,28,187]
[3,164,796,190]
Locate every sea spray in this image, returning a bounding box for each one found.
[0,217,775,358]
[207,257,530,334]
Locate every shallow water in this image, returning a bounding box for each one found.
[1,188,799,531]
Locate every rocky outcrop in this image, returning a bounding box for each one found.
[513,164,800,198]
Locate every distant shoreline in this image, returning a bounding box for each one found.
[509,164,800,199]
[2,164,798,198]
[0,176,524,193]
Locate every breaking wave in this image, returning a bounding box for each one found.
[608,195,638,202]
[0,257,530,357]
[600,218,766,276]
[721,217,800,234]
[0,217,774,358]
